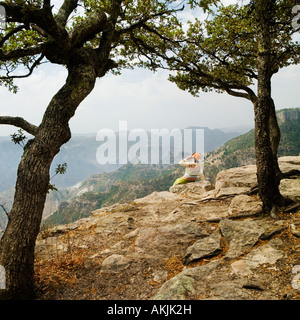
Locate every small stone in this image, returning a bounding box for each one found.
[101,254,131,273]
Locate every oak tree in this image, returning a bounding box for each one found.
[0,0,181,299]
[134,0,300,215]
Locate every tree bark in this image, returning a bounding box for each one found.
[268,97,283,180]
[0,49,97,299]
[254,0,282,217]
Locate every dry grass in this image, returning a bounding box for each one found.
[164,255,185,279]
[34,247,89,298]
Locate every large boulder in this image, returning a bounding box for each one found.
[215,165,257,197]
[215,156,300,198]
[279,179,300,202]
[228,195,262,217]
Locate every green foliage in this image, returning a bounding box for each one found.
[0,0,185,90]
[48,163,68,193]
[54,162,68,176]
[278,120,300,156]
[10,129,27,148]
[167,1,300,99]
[223,130,255,157]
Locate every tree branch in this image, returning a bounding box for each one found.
[0,45,44,62]
[0,116,38,136]
[0,2,68,43]
[223,86,253,101]
[0,204,9,221]
[117,6,184,37]
[70,11,108,48]
[1,54,45,79]
[55,0,79,27]
[0,25,28,49]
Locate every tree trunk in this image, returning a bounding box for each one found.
[0,49,97,299]
[255,0,282,217]
[268,98,283,180]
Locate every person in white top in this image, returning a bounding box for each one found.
[173,152,205,185]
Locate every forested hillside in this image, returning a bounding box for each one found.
[205,108,300,182]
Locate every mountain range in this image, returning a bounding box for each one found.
[42,107,300,227]
[0,126,243,232]
[0,108,299,232]
[0,126,242,193]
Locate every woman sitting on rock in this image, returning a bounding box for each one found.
[173,152,205,185]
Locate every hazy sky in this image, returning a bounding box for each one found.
[0,0,300,136]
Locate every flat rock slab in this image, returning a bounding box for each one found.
[279,178,300,202]
[134,222,209,253]
[231,239,286,276]
[134,191,182,204]
[215,165,257,197]
[169,181,215,195]
[219,218,280,260]
[214,156,300,198]
[183,230,222,265]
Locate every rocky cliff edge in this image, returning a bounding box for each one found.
[35,156,300,300]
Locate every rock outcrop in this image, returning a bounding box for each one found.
[35,156,300,300]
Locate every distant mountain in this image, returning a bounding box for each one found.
[1,109,299,233]
[0,126,240,193]
[0,126,241,233]
[0,135,121,193]
[42,107,300,227]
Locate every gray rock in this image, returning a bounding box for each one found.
[279,178,300,202]
[291,224,300,238]
[278,156,300,173]
[44,223,79,238]
[101,254,131,273]
[134,227,157,249]
[152,260,222,300]
[206,280,255,300]
[214,156,300,198]
[215,165,257,197]
[231,239,286,276]
[228,195,262,217]
[134,191,181,204]
[123,228,140,240]
[135,223,208,251]
[157,222,209,240]
[219,219,267,260]
[152,273,196,300]
[183,230,222,265]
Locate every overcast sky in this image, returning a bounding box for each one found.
[0,0,300,137]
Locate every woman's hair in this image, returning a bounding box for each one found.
[192,152,200,162]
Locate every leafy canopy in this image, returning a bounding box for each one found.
[143,1,300,102]
[0,0,185,92]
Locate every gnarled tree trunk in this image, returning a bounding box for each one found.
[0,50,97,299]
[254,0,283,217]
